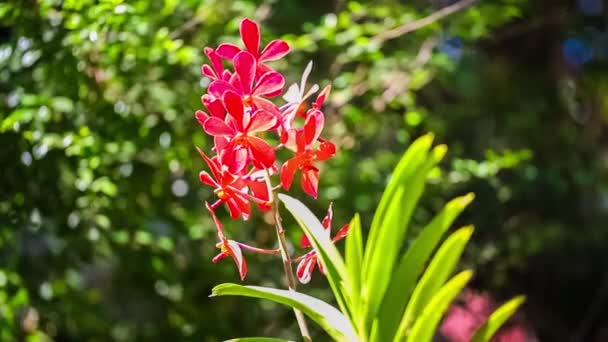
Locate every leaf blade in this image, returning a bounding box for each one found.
[398,226,474,335]
[278,194,352,321]
[470,295,526,342]
[403,270,473,342]
[372,193,475,341]
[211,283,356,341]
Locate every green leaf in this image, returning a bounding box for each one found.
[372,193,475,341]
[277,194,352,321]
[365,134,434,259]
[224,338,294,342]
[398,226,474,335]
[211,284,356,341]
[404,270,473,342]
[470,296,526,342]
[345,213,363,330]
[361,142,446,333]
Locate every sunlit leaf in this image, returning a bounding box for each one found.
[404,270,473,342]
[372,193,474,341]
[211,283,356,341]
[470,296,526,342]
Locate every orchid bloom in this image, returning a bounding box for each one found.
[198,148,269,220]
[280,111,336,198]
[296,204,349,284]
[216,18,290,76]
[196,18,339,284]
[282,61,320,123]
[207,202,248,281]
[201,47,232,82]
[209,51,285,113]
[203,90,277,173]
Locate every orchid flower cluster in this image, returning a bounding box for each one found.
[196,18,348,284]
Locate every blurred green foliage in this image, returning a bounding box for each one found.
[1,0,607,341]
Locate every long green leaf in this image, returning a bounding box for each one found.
[362,144,446,333]
[364,134,434,267]
[403,270,473,342]
[397,226,473,336]
[224,338,294,342]
[211,284,356,341]
[371,193,475,341]
[277,194,352,321]
[345,213,363,326]
[470,296,526,342]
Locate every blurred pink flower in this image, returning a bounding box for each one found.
[440,289,536,342]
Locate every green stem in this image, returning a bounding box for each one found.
[266,171,312,342]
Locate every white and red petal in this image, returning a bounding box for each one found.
[332,223,350,242]
[296,255,317,284]
[301,166,320,199]
[303,110,325,148]
[225,240,248,280]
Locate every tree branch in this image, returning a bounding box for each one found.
[371,0,477,45]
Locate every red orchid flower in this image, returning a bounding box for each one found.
[201,47,232,82]
[202,90,277,173]
[216,18,290,76]
[206,202,247,280]
[296,203,349,284]
[280,111,336,198]
[198,148,269,220]
[209,51,285,112]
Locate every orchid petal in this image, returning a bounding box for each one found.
[234,51,256,93]
[259,39,290,61]
[206,201,226,239]
[199,171,218,187]
[201,64,217,79]
[296,255,317,284]
[316,140,336,161]
[254,71,284,97]
[204,47,224,74]
[247,110,277,133]
[247,136,276,168]
[280,156,301,191]
[195,110,209,127]
[223,91,245,131]
[216,43,241,60]
[301,61,313,95]
[301,166,320,199]
[332,223,350,242]
[203,117,235,136]
[314,85,331,109]
[208,80,235,98]
[240,18,260,56]
[303,110,324,147]
[202,94,225,119]
[227,240,248,280]
[197,147,222,181]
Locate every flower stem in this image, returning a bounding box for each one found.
[266,171,312,341]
